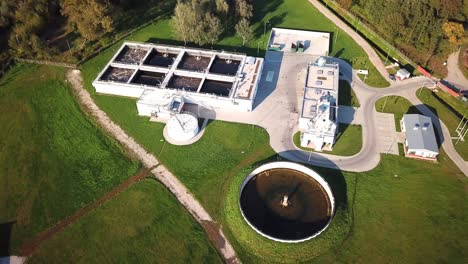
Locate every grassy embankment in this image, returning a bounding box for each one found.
[293,124,363,156]
[375,96,420,131]
[417,88,468,160]
[0,65,219,261]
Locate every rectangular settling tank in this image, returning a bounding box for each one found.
[99,67,135,83]
[143,49,178,68]
[167,75,201,92]
[209,56,241,75]
[131,70,166,86]
[177,53,211,72]
[200,80,233,97]
[114,45,148,65]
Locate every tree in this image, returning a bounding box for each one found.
[204,13,222,46]
[171,2,195,45]
[235,0,253,20]
[442,22,465,46]
[235,18,252,46]
[60,0,114,41]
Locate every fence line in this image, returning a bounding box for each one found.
[319,0,418,68]
[15,58,77,68]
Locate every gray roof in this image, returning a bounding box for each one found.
[403,114,439,153]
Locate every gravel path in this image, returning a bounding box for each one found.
[66,69,240,264]
[446,50,468,91]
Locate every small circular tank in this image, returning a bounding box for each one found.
[166,113,199,142]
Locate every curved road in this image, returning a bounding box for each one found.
[269,57,468,176]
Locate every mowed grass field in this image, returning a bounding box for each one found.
[91,95,274,220]
[375,95,420,131]
[417,88,468,160]
[0,65,140,251]
[28,179,221,263]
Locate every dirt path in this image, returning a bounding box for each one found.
[66,69,240,263]
[19,166,155,256]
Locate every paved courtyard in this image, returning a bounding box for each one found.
[374,112,399,155]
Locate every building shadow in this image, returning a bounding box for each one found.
[0,221,15,257]
[252,51,284,109]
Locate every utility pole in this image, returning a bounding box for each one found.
[385,47,390,65]
[334,27,339,45]
[264,20,270,41]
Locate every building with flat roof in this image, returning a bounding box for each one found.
[401,114,439,160]
[267,28,330,55]
[298,57,339,151]
[93,42,264,119]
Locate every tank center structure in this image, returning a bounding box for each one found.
[239,161,335,243]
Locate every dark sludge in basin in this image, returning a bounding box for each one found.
[240,164,334,242]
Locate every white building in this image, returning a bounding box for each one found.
[299,57,339,151]
[93,42,264,119]
[401,114,439,160]
[396,68,411,80]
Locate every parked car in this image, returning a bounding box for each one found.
[389,74,396,80]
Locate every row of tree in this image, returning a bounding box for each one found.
[171,0,254,46]
[0,0,160,60]
[335,0,467,73]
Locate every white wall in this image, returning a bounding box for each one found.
[93,82,145,98]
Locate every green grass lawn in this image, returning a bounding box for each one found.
[293,124,362,156]
[375,96,420,131]
[417,88,468,160]
[338,80,360,107]
[431,88,468,117]
[0,65,141,252]
[28,179,221,263]
[88,94,274,220]
[224,151,467,263]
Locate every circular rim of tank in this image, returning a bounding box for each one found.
[166,112,199,142]
[238,161,335,243]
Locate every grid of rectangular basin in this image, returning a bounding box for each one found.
[100,67,135,83]
[167,75,202,92]
[131,70,166,86]
[177,53,211,72]
[200,80,233,97]
[209,56,241,76]
[114,46,149,65]
[143,49,178,68]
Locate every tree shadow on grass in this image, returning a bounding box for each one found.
[252,0,285,25]
[0,221,15,257]
[145,37,261,57]
[252,12,287,39]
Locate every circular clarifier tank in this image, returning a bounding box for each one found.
[239,162,335,243]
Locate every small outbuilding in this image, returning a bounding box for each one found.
[400,114,439,160]
[396,68,411,80]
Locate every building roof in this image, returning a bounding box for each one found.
[403,114,438,153]
[397,68,410,77]
[300,59,339,136]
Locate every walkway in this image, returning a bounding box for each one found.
[446,49,468,91]
[66,70,240,264]
[308,0,391,83]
